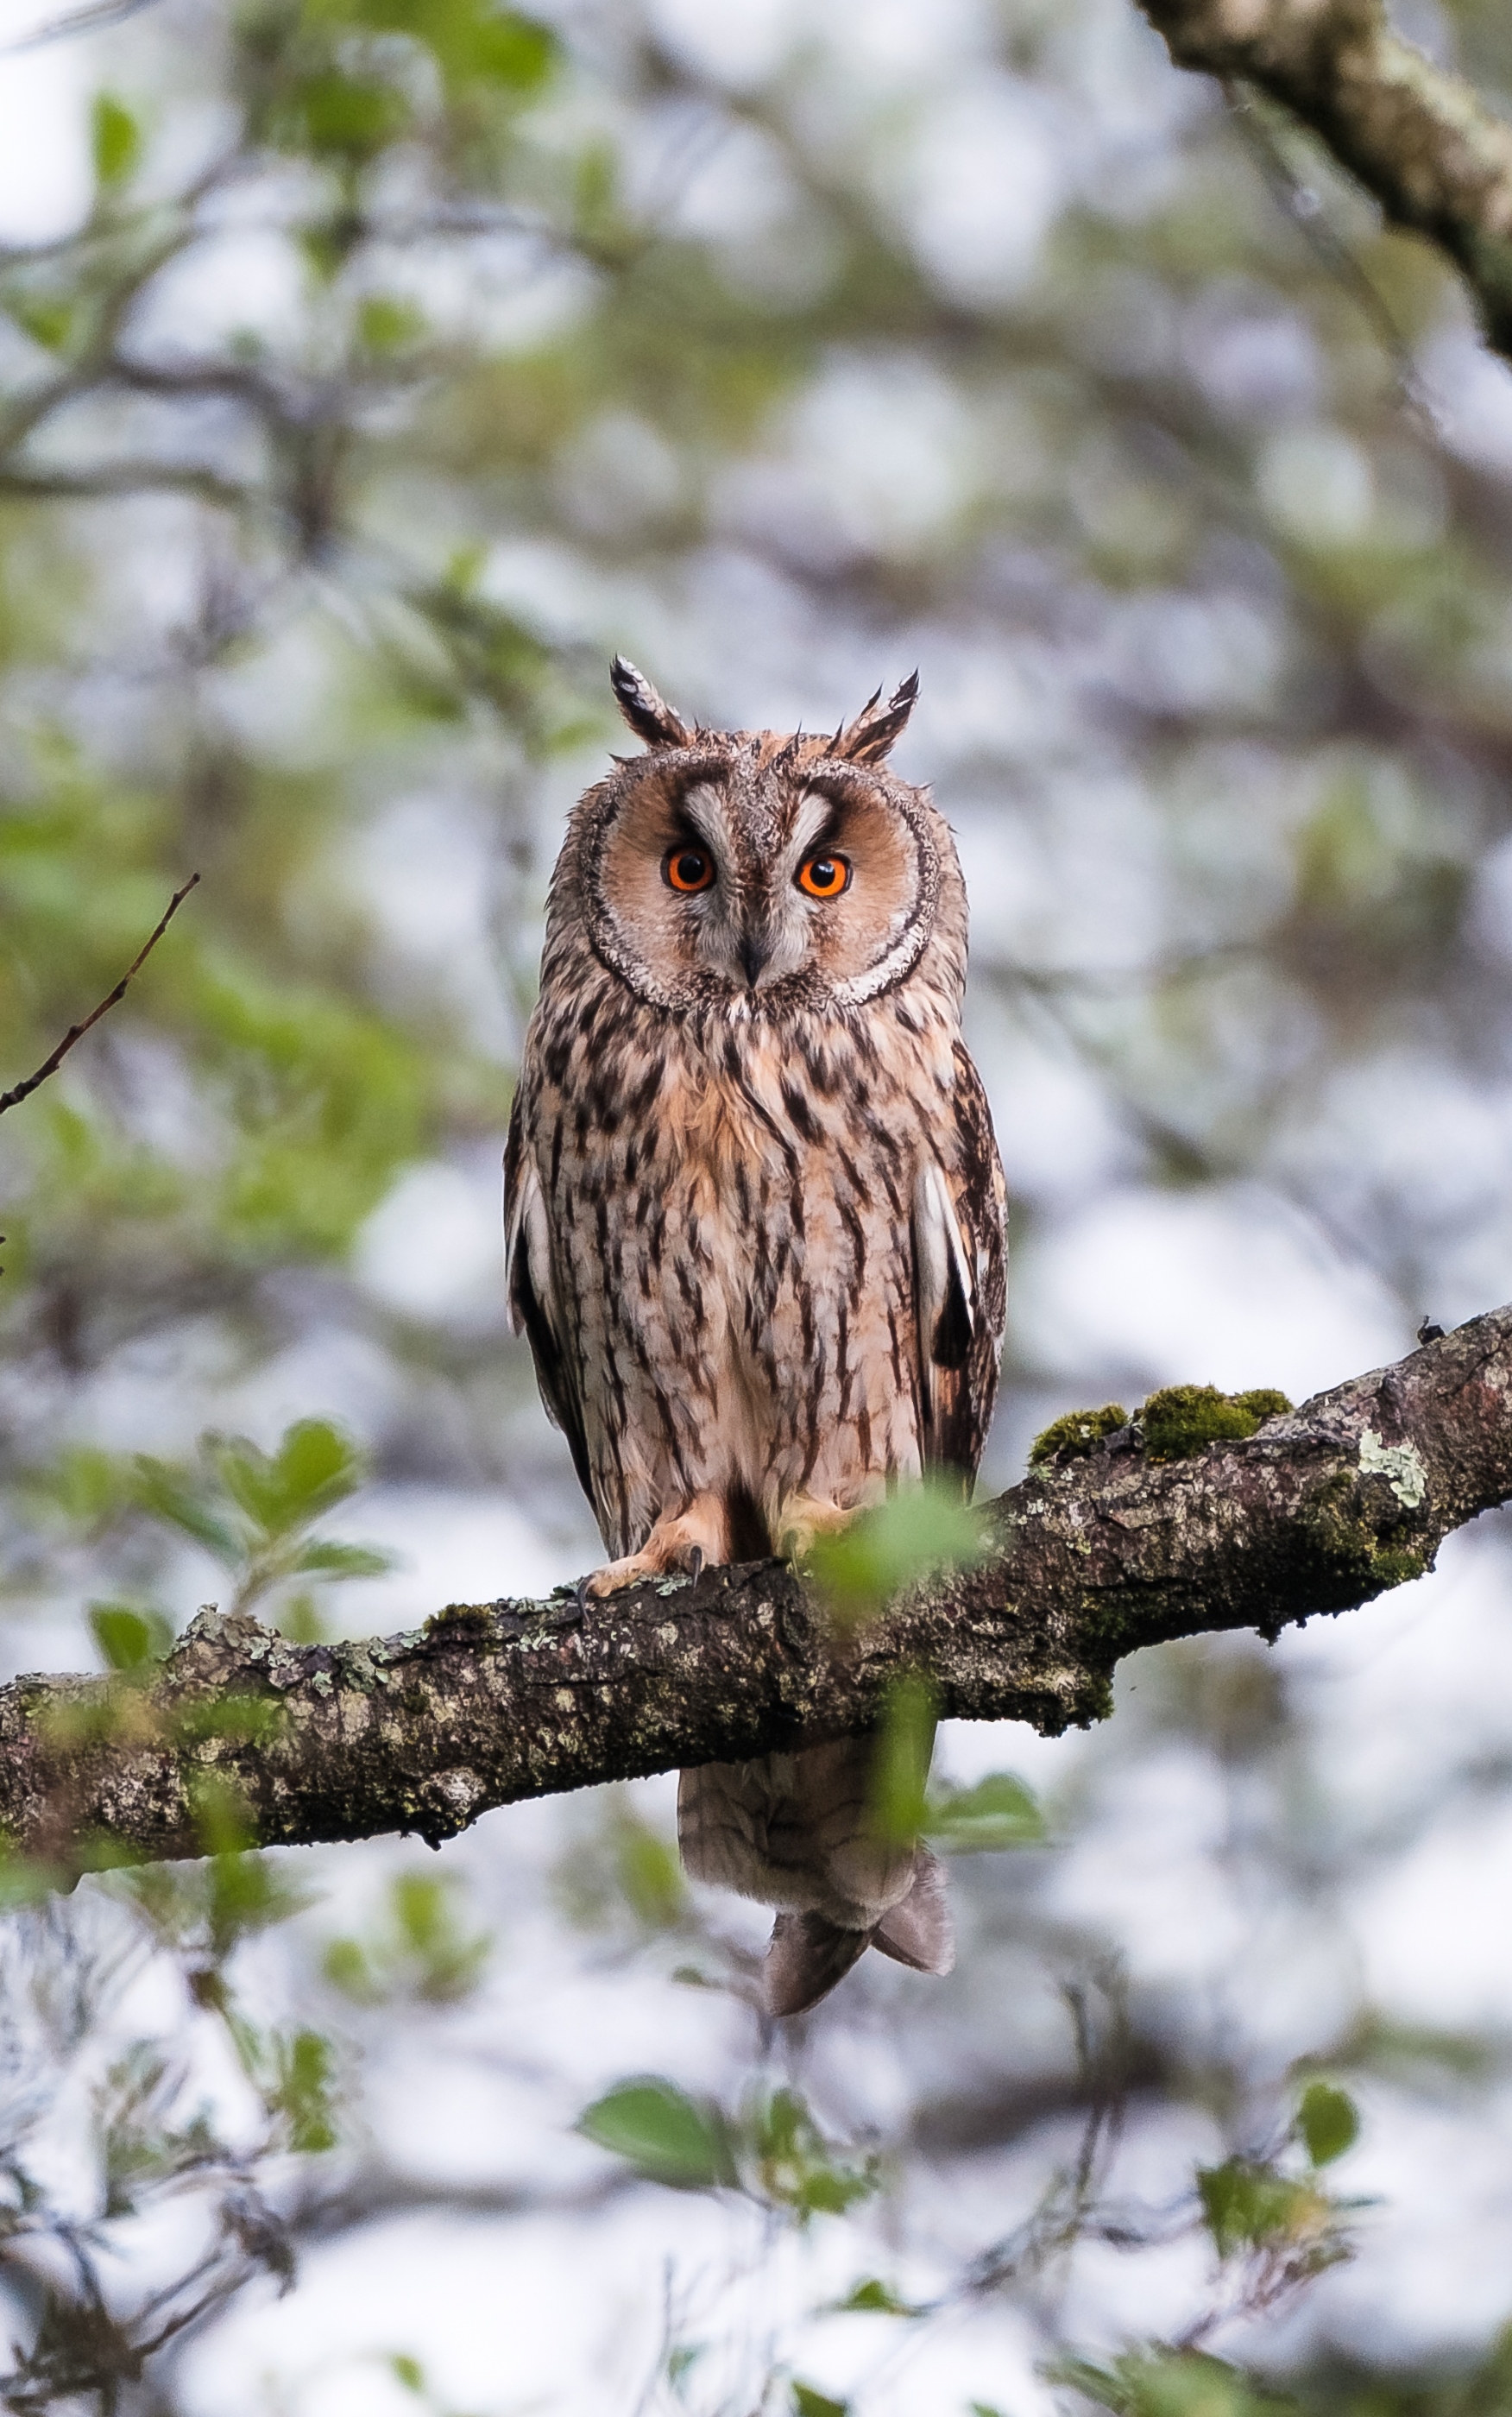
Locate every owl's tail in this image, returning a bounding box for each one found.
[763,1846,954,2019]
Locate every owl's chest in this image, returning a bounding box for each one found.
[548,1015,942,1348]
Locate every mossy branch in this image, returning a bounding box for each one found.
[1136,0,1512,361]
[2,1309,1509,1873]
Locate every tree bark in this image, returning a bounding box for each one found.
[1136,0,1512,362]
[3,1309,1509,1871]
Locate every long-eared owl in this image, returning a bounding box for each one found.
[505,660,1006,2016]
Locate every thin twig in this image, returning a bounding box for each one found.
[0,0,165,53]
[1221,81,1442,435]
[0,873,200,1120]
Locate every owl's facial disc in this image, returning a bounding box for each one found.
[588,757,938,1010]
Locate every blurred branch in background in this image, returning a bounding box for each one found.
[6,0,1512,2408]
[1138,0,1512,359]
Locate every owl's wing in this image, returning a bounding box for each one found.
[911,1048,1007,1484]
[504,1099,594,1501]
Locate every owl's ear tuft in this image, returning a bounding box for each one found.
[834,671,920,766]
[610,656,693,750]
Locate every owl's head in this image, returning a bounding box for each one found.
[561,659,966,1017]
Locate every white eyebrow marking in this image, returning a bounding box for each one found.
[677,782,728,845]
[791,789,838,858]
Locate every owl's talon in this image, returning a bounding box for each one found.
[574,1574,594,1614]
[687,1545,704,1585]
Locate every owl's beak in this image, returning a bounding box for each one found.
[738,927,773,989]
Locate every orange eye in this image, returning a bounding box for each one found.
[797,854,850,899]
[664,845,715,894]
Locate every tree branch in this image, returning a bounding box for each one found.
[1136,0,1512,362]
[3,1309,1509,1872]
[0,874,200,1120]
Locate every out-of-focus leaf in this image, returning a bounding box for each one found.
[323,1871,490,2005]
[91,93,141,187]
[803,1480,986,1626]
[357,296,426,353]
[926,1771,1045,1852]
[1296,2080,1359,2167]
[293,1539,393,1579]
[830,2278,920,2316]
[390,2354,425,2395]
[1049,2347,1293,2417]
[206,1852,308,1960]
[131,1457,241,1564]
[791,2386,848,2417]
[1195,2157,1345,2269]
[333,0,557,94]
[88,1603,173,1670]
[214,1419,364,1535]
[868,1674,936,1844]
[577,2077,729,2189]
[7,293,76,351]
[270,2028,338,2153]
[749,2088,879,2225]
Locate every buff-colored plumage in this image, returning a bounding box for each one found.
[506,662,1006,2016]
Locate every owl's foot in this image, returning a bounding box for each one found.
[772,1492,864,1562]
[583,1494,730,1598]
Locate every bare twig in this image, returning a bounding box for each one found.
[0,874,200,1120]
[1219,79,1440,430]
[0,0,165,53]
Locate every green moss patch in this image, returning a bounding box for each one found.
[1029,1404,1130,1467]
[1141,1385,1294,1463]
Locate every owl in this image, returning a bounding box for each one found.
[505,659,1006,2016]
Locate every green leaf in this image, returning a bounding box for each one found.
[390,1872,491,2000]
[131,1456,242,1564]
[215,1419,364,1537]
[1296,2079,1359,2167]
[206,1851,307,1959]
[7,293,76,352]
[832,2277,918,2315]
[272,2027,338,2153]
[91,92,141,187]
[1197,2158,1316,2260]
[926,1770,1045,1852]
[389,2355,425,2395]
[357,295,426,353]
[333,0,557,95]
[614,1811,687,1929]
[749,2088,879,2224]
[272,1416,362,1511]
[287,71,408,161]
[1045,2348,1289,2417]
[868,1674,936,1844]
[802,1480,986,1625]
[791,2387,849,2417]
[37,1445,131,1527]
[293,1539,394,1580]
[88,1602,173,1670]
[322,1936,378,2003]
[577,2077,728,2189]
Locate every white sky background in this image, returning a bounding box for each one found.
[5,0,1512,2409]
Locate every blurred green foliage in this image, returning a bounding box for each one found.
[577,2073,878,2224]
[323,1868,491,2004]
[2,0,1512,2404]
[803,1482,988,1628]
